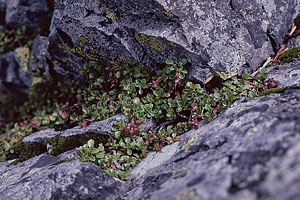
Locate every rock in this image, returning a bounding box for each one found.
[20,114,125,157]
[267,57,300,89]
[29,35,50,84]
[126,89,300,200]
[0,50,31,88]
[0,0,5,25]
[5,0,53,33]
[48,0,299,82]
[0,153,123,200]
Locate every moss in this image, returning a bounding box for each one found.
[181,137,198,152]
[277,47,300,64]
[14,142,47,162]
[259,88,286,96]
[45,133,109,156]
[294,15,300,31]
[135,33,167,52]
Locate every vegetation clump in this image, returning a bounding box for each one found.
[0,56,279,180]
[0,25,36,54]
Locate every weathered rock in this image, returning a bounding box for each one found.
[0,153,123,200]
[22,114,125,156]
[5,0,53,33]
[267,57,300,89]
[48,0,299,82]
[29,35,50,84]
[0,50,31,88]
[127,89,300,200]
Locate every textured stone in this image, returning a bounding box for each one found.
[29,35,50,84]
[22,114,125,144]
[0,51,31,88]
[5,0,53,32]
[267,57,300,88]
[0,154,123,200]
[48,0,300,82]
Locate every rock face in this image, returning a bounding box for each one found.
[48,0,300,81]
[5,0,53,33]
[0,153,123,200]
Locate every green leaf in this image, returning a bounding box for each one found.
[87,139,95,148]
[114,131,121,138]
[125,137,131,144]
[165,59,174,65]
[89,156,96,162]
[127,149,132,155]
[98,144,104,151]
[96,152,104,159]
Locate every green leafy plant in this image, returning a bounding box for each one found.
[0,25,36,54]
[0,56,278,180]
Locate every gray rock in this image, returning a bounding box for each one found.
[21,114,125,156]
[29,35,50,82]
[126,89,300,200]
[0,153,123,200]
[267,57,300,88]
[0,50,31,88]
[48,0,299,82]
[23,114,125,144]
[5,0,53,33]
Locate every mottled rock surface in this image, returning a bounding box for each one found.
[5,0,53,32]
[48,0,300,82]
[0,153,123,200]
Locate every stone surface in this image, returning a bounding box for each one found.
[5,0,53,33]
[267,57,300,89]
[126,88,300,200]
[0,50,31,88]
[22,114,125,144]
[0,153,123,200]
[29,35,50,84]
[48,0,300,82]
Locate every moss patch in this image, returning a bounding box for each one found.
[45,133,110,156]
[277,47,300,64]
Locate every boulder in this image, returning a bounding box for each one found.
[29,35,50,84]
[5,0,53,33]
[48,0,300,82]
[0,50,31,88]
[21,114,126,156]
[0,153,123,200]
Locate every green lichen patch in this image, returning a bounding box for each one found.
[135,33,167,51]
[181,137,198,152]
[105,11,116,20]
